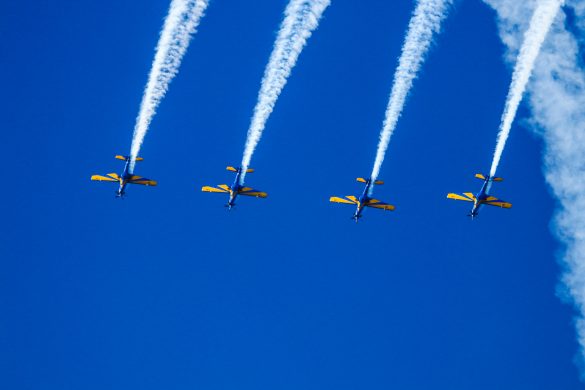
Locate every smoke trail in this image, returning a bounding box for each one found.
[369,0,452,187]
[484,0,585,374]
[239,0,330,184]
[129,0,208,172]
[489,0,562,177]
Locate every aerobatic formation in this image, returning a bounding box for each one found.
[88,0,585,376]
[91,0,561,223]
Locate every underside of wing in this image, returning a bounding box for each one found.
[330,196,356,205]
[128,175,157,186]
[202,185,229,193]
[238,187,268,198]
[365,199,395,211]
[484,200,512,208]
[447,193,474,202]
[91,174,118,182]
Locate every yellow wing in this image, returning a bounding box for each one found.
[128,176,157,186]
[365,199,395,211]
[484,197,512,208]
[202,185,229,193]
[345,195,359,203]
[330,196,356,205]
[239,187,268,198]
[447,193,474,202]
[91,173,119,182]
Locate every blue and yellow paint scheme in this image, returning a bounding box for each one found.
[447,173,512,219]
[201,166,268,209]
[91,155,157,198]
[330,177,395,222]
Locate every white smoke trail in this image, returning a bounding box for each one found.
[369,0,452,187]
[484,0,585,375]
[239,0,330,184]
[489,0,563,177]
[129,0,208,172]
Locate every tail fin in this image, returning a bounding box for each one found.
[116,155,143,162]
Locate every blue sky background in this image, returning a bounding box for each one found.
[0,0,582,388]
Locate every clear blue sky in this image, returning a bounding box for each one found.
[0,0,581,388]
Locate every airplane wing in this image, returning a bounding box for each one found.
[128,175,157,186]
[484,197,512,208]
[330,196,356,205]
[202,185,229,193]
[91,173,119,182]
[345,195,359,203]
[365,199,395,211]
[238,187,268,198]
[447,193,474,202]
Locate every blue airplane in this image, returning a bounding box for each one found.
[447,173,512,219]
[330,177,395,222]
[91,155,157,198]
[201,166,268,209]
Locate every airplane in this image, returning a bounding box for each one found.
[330,177,395,222]
[447,173,512,219]
[91,155,157,198]
[201,166,268,209]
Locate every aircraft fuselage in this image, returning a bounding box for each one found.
[353,180,374,222]
[227,169,243,209]
[116,160,132,198]
[470,178,491,218]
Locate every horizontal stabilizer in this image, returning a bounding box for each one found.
[356,178,383,185]
[475,173,503,182]
[116,155,143,162]
[330,196,357,205]
[447,193,474,202]
[202,185,229,193]
[226,166,254,173]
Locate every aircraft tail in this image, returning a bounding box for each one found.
[227,166,254,173]
[475,173,503,182]
[356,177,384,185]
[116,155,143,162]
